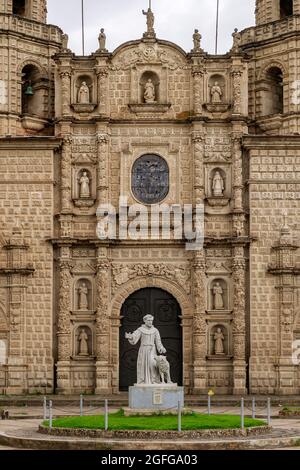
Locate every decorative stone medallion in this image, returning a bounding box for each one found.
[131,154,169,204]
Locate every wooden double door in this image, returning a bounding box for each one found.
[119,288,182,391]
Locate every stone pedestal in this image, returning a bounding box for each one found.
[128,384,184,412]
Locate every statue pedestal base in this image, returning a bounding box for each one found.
[128,384,184,412]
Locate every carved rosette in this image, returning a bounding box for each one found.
[59,71,72,116]
[192,69,204,115]
[232,71,242,114]
[61,137,73,213]
[192,132,205,205]
[97,133,109,205]
[96,249,110,361]
[193,251,207,360]
[57,260,72,361]
[232,247,246,360]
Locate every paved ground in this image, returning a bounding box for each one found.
[0,405,300,450]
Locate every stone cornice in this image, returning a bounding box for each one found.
[243,135,300,150]
[0,137,62,151]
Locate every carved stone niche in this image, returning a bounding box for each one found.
[207,277,231,314]
[204,74,230,114]
[71,75,97,113]
[207,323,232,359]
[72,167,96,208]
[205,167,231,208]
[73,325,94,359]
[73,278,94,313]
[128,67,171,114]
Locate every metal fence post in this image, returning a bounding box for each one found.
[105,399,108,431]
[208,395,211,415]
[43,396,47,420]
[80,394,84,417]
[49,400,53,430]
[178,401,182,433]
[241,398,244,430]
[252,397,256,419]
[267,398,271,426]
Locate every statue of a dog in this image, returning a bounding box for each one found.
[154,355,172,384]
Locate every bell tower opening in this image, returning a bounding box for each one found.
[13,0,26,16]
[280,0,293,18]
[263,66,284,116]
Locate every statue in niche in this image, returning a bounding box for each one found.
[193,29,202,52]
[214,327,225,355]
[79,171,91,198]
[78,81,90,104]
[98,28,107,51]
[213,282,224,310]
[210,81,223,103]
[212,171,225,197]
[142,8,155,35]
[78,329,89,356]
[78,283,89,310]
[125,314,168,385]
[144,79,156,103]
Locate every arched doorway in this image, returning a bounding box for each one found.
[119,288,182,391]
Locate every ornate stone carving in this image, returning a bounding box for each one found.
[231,28,241,53]
[214,328,225,355]
[210,82,223,104]
[192,29,202,52]
[78,82,90,104]
[59,71,71,115]
[61,137,72,213]
[232,71,242,114]
[96,256,110,338]
[57,260,72,361]
[142,7,155,38]
[112,263,191,294]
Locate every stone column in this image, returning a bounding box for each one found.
[268,221,298,395]
[61,136,72,215]
[192,250,207,393]
[59,71,72,117]
[4,227,32,394]
[192,131,205,205]
[96,133,109,206]
[232,246,247,395]
[192,68,204,116]
[56,247,72,394]
[95,246,112,394]
[232,136,243,212]
[96,68,109,116]
[232,70,242,115]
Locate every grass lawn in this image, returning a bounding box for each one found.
[43,410,265,431]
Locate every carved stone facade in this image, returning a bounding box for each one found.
[0,1,300,395]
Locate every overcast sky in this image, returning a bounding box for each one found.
[47,0,255,55]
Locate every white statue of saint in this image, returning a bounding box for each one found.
[78,329,89,356]
[213,282,224,310]
[125,314,167,385]
[212,171,224,196]
[78,81,90,104]
[144,79,156,103]
[78,283,89,310]
[79,171,90,198]
[211,81,223,103]
[214,328,225,355]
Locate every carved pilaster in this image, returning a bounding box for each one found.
[232,246,247,394]
[56,250,72,394]
[192,132,205,205]
[268,219,298,394]
[96,68,109,115]
[192,69,204,115]
[61,136,72,214]
[232,136,243,212]
[232,71,242,115]
[59,71,72,116]
[95,246,111,393]
[192,250,207,393]
[96,133,109,206]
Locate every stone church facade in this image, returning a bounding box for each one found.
[0,0,300,396]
